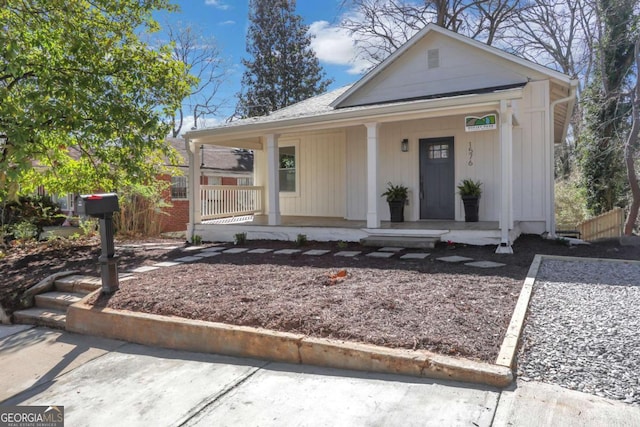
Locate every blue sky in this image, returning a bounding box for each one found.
[157,1,366,125]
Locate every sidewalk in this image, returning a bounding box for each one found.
[2,326,639,426]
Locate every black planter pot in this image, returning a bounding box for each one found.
[461,195,480,222]
[388,200,405,222]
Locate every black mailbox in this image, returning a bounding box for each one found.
[77,193,120,294]
[77,193,119,218]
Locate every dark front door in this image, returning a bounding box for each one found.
[420,137,455,219]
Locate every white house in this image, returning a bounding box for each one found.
[184,24,577,253]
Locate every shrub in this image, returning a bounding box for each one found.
[0,195,65,242]
[114,182,170,237]
[555,175,589,229]
[295,234,308,247]
[11,221,38,241]
[1,195,65,229]
[79,218,98,238]
[234,232,247,245]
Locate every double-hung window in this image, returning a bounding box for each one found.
[278,146,296,192]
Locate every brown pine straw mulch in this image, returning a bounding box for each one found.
[4,234,637,363]
[87,235,640,363]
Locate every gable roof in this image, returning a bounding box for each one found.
[186,24,576,147]
[331,23,575,109]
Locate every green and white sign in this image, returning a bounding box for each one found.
[465,114,497,132]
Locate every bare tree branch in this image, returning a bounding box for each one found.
[166,23,228,136]
[340,0,523,68]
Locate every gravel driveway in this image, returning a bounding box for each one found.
[517,257,640,405]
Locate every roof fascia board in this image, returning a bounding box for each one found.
[331,24,572,108]
[188,88,523,145]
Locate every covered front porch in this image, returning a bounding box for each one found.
[185,87,526,253]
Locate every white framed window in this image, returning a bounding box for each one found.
[171,176,188,200]
[279,145,296,192]
[237,177,253,186]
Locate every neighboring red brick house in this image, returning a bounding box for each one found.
[160,137,253,233]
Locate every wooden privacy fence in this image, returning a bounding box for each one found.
[576,207,625,241]
[201,185,264,220]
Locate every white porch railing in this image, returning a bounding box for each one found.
[201,185,264,220]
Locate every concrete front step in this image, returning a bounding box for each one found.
[12,275,101,329]
[35,291,85,311]
[54,275,102,294]
[361,235,440,249]
[13,307,67,329]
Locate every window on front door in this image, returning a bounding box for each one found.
[279,146,296,192]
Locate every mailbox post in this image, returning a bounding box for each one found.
[77,193,120,294]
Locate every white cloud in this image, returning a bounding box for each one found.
[204,0,230,10]
[219,20,235,26]
[177,115,222,136]
[308,20,369,75]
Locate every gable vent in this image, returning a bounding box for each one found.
[427,49,440,69]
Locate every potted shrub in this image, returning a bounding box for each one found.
[457,179,482,222]
[381,182,408,222]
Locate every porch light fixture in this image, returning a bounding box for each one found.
[401,138,409,152]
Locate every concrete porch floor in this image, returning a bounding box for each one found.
[204,215,500,231]
[197,215,517,247]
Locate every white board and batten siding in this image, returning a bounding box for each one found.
[337,31,538,108]
[512,80,550,233]
[252,85,551,228]
[345,117,494,222]
[342,85,550,225]
[254,131,347,218]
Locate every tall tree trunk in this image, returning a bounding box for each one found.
[624,39,640,235]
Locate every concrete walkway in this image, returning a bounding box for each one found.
[2,326,639,427]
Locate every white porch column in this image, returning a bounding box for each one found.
[266,133,281,225]
[187,139,201,242]
[365,122,381,228]
[497,100,514,254]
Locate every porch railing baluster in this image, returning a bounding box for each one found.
[199,185,264,220]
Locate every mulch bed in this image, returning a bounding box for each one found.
[3,235,639,363]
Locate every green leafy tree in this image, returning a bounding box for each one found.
[578,0,637,215]
[236,0,332,118]
[0,0,191,199]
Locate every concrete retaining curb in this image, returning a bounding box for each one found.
[493,254,640,370]
[495,254,542,368]
[67,294,513,388]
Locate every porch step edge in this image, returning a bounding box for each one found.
[361,235,440,249]
[361,228,448,237]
